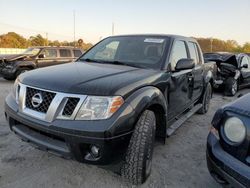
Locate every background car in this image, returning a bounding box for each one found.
[0,46,83,80]
[207,93,250,187]
[204,52,250,96]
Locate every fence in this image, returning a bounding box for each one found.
[0,48,26,54]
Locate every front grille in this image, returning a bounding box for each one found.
[62,97,80,116]
[25,87,56,113]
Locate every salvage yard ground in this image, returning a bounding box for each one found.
[0,77,248,188]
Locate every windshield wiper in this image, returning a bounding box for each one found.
[79,58,105,63]
[107,60,144,68]
[79,59,145,68]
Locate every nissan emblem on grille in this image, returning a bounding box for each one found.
[31,93,43,108]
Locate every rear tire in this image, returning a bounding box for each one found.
[121,110,156,185]
[197,83,212,114]
[224,77,238,96]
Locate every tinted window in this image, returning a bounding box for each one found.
[59,49,72,57]
[171,41,187,70]
[73,50,82,57]
[195,43,202,63]
[94,41,119,60]
[42,49,57,58]
[187,42,198,64]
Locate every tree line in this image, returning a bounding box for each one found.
[194,37,250,53]
[0,32,249,53]
[0,32,93,51]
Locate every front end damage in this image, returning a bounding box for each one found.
[0,54,32,79]
[204,53,240,88]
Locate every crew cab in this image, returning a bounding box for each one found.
[0,46,83,80]
[5,34,213,184]
[204,52,250,96]
[207,94,250,187]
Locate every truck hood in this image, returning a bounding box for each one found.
[19,62,161,97]
[0,54,34,62]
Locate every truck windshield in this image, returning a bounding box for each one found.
[22,48,41,55]
[78,36,168,69]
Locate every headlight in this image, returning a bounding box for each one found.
[224,117,246,143]
[75,96,124,120]
[12,79,20,104]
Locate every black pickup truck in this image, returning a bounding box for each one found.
[5,34,214,184]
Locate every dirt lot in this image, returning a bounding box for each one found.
[0,77,249,188]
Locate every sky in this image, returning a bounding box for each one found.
[0,0,249,45]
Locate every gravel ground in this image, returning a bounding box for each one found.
[0,77,249,188]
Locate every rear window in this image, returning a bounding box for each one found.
[59,49,72,57]
[73,49,82,57]
[187,42,199,64]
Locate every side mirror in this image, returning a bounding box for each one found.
[241,64,248,69]
[38,54,45,58]
[175,58,195,71]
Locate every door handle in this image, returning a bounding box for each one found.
[187,74,194,81]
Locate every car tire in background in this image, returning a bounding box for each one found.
[121,110,156,185]
[224,77,238,96]
[3,68,30,81]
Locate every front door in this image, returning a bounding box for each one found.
[37,48,58,67]
[167,40,194,120]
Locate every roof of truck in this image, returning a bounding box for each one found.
[109,34,197,42]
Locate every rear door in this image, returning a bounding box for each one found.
[240,55,250,85]
[57,48,74,65]
[187,42,203,101]
[73,49,83,60]
[168,40,194,120]
[37,48,58,68]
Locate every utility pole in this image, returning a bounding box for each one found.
[210,38,213,52]
[73,10,76,48]
[46,32,48,46]
[112,22,114,36]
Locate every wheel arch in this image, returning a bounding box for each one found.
[126,86,167,142]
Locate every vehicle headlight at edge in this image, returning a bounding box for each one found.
[12,79,20,104]
[75,96,124,120]
[224,117,246,143]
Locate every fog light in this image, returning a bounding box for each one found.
[90,145,100,157]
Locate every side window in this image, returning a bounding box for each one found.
[241,56,250,68]
[187,42,199,65]
[42,49,57,58]
[59,49,72,57]
[94,41,120,60]
[73,50,82,57]
[170,41,187,70]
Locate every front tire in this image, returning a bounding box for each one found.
[121,110,156,185]
[224,77,238,96]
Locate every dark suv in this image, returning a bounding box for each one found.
[0,46,83,80]
[5,35,214,184]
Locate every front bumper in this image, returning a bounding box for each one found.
[5,94,135,165]
[207,132,250,187]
